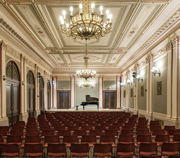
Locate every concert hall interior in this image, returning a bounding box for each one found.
[0,0,180,157]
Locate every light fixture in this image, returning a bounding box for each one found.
[151,67,161,76]
[3,75,6,81]
[80,79,95,88]
[76,40,96,80]
[59,0,112,40]
[127,79,131,85]
[136,75,143,82]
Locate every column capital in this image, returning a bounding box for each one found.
[0,40,7,51]
[146,53,153,64]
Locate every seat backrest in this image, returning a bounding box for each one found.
[42,130,55,136]
[82,135,96,143]
[26,136,41,143]
[71,144,89,153]
[121,130,133,135]
[139,143,157,152]
[137,130,150,135]
[161,143,180,152]
[173,135,180,142]
[100,135,115,143]
[7,135,22,143]
[44,135,59,143]
[164,126,175,131]
[63,136,78,143]
[1,144,19,153]
[119,134,133,142]
[24,143,43,153]
[117,143,134,152]
[155,135,169,142]
[137,135,152,143]
[94,144,112,153]
[48,144,66,153]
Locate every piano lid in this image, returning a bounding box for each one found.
[86,95,99,102]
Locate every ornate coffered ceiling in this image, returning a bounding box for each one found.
[0,0,180,75]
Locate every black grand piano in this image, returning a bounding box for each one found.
[81,95,99,110]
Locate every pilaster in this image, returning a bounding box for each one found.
[71,76,75,108]
[44,71,47,110]
[166,42,172,118]
[0,41,7,118]
[0,40,8,125]
[98,76,103,109]
[20,54,24,115]
[149,54,153,118]
[116,76,120,109]
[172,37,179,119]
[125,72,129,110]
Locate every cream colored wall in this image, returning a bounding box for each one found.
[103,80,116,90]
[6,55,20,69]
[138,67,146,110]
[153,55,167,114]
[75,81,98,106]
[57,80,70,90]
[129,84,134,108]
[179,46,180,117]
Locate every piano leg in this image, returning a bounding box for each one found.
[83,105,85,110]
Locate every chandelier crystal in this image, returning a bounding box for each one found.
[59,0,112,40]
[76,40,96,80]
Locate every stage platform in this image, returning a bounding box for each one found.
[47,108,125,112]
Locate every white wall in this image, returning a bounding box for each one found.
[75,81,98,106]
[57,80,70,90]
[138,67,147,110]
[153,55,167,114]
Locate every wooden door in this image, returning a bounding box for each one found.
[57,91,70,109]
[27,71,35,117]
[39,76,44,112]
[103,91,116,109]
[47,80,51,109]
[6,61,20,126]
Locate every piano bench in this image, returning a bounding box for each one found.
[75,106,79,110]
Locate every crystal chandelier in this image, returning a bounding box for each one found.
[80,79,95,88]
[59,0,112,40]
[76,40,96,80]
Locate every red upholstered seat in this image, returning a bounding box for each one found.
[116,143,134,157]
[137,135,152,145]
[94,144,112,157]
[25,136,41,144]
[24,143,43,157]
[140,156,162,158]
[100,135,115,144]
[139,143,157,156]
[7,135,22,145]
[71,144,89,157]
[119,134,134,143]
[1,144,19,157]
[44,135,60,144]
[81,135,97,146]
[161,142,180,156]
[48,143,66,157]
[155,135,169,146]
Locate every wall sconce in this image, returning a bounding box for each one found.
[3,75,6,81]
[151,67,161,76]
[52,80,55,85]
[136,75,143,82]
[127,79,131,85]
[119,82,124,87]
[37,72,41,79]
[22,81,24,85]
